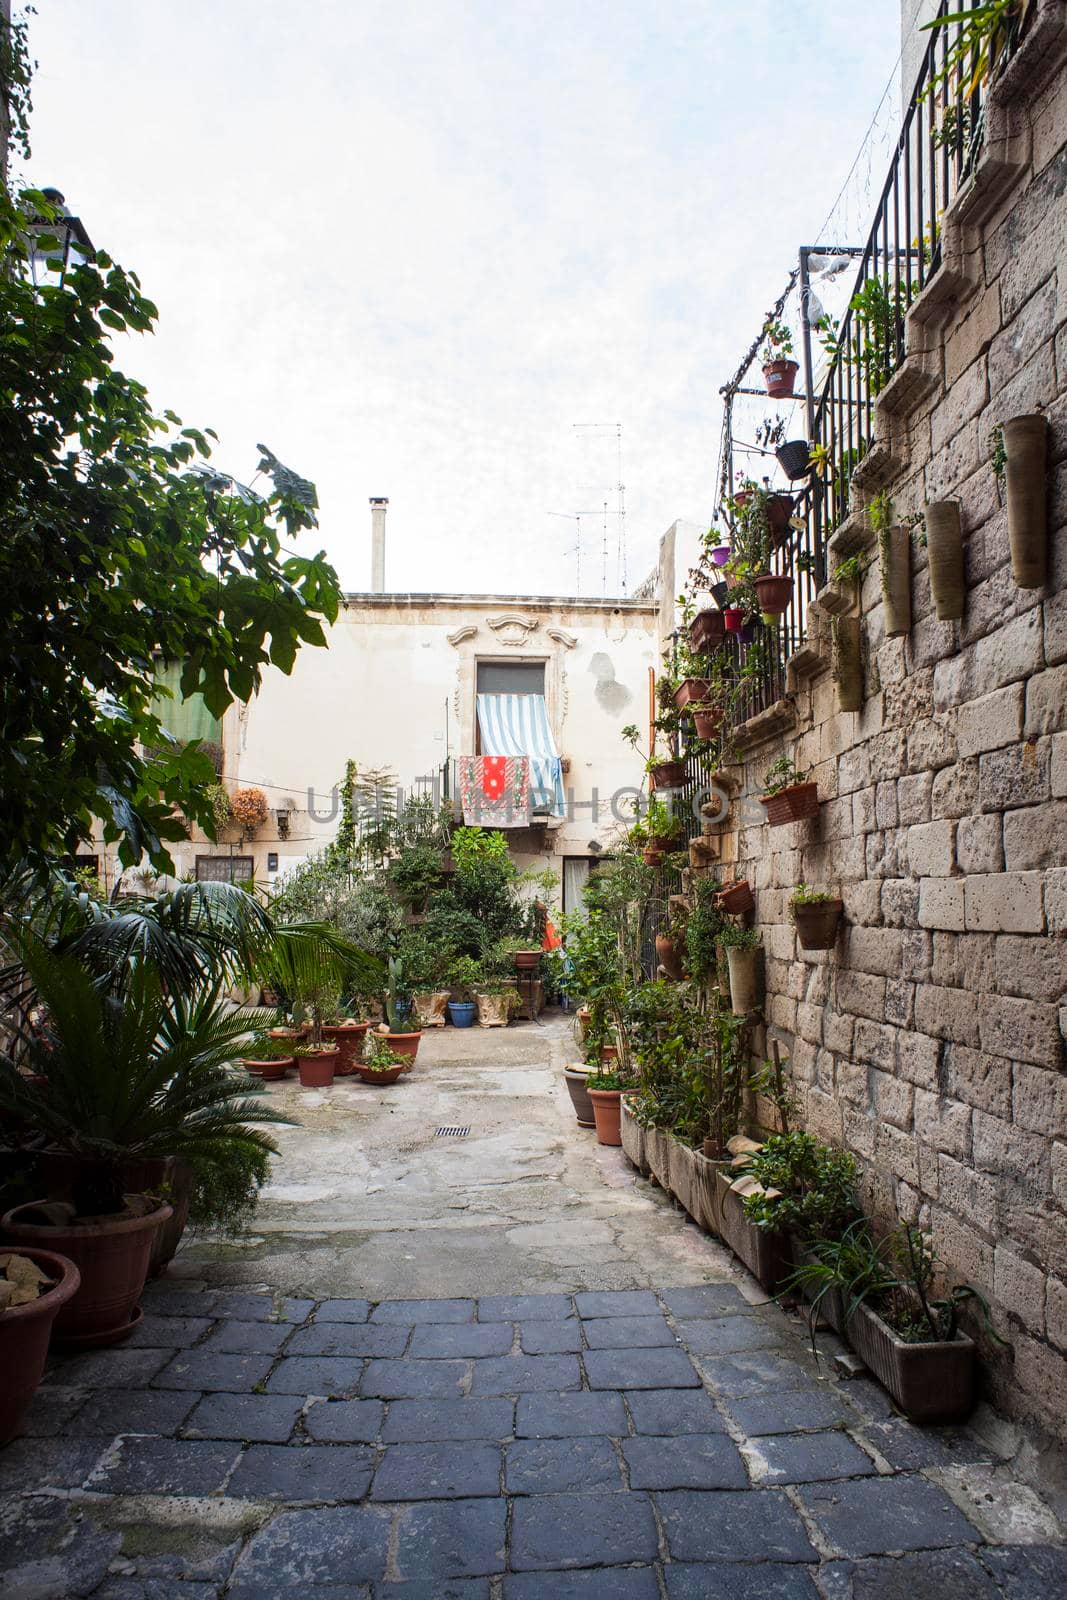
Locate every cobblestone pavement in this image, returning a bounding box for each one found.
[3,1278,1065,1598]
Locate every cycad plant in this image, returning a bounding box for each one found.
[0,936,291,1216]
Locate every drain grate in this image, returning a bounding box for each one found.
[435,1126,471,1138]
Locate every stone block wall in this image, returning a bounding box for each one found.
[716,4,1067,1443]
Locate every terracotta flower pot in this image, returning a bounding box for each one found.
[0,1248,81,1444]
[673,678,711,711]
[716,880,754,915]
[588,1087,622,1146]
[754,573,793,617]
[691,706,723,741]
[323,1021,370,1070]
[411,992,450,1029]
[242,1055,293,1082]
[2,1199,171,1348]
[33,1153,191,1282]
[642,847,665,868]
[270,1026,307,1042]
[356,1064,405,1086]
[600,1043,619,1064]
[726,947,759,1015]
[576,1006,591,1040]
[792,898,844,950]
[925,501,965,620]
[763,358,799,399]
[382,1030,422,1061]
[880,526,912,636]
[1003,414,1048,588]
[649,759,686,790]
[563,1067,595,1128]
[655,934,685,981]
[759,783,819,826]
[689,609,726,651]
[296,1047,339,1088]
[512,950,543,970]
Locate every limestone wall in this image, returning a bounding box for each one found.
[713,7,1067,1441]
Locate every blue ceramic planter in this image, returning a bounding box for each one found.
[448,1001,477,1028]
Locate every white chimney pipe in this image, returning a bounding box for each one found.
[370,497,388,592]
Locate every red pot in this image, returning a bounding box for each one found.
[600,1044,619,1063]
[723,607,745,634]
[382,1031,421,1064]
[242,1056,294,1082]
[673,679,711,711]
[356,1064,405,1086]
[512,950,543,970]
[717,880,755,915]
[322,1022,369,1076]
[759,782,820,827]
[588,1088,623,1146]
[692,706,723,741]
[767,494,795,542]
[642,848,665,868]
[649,760,686,790]
[0,1247,81,1444]
[763,358,799,398]
[754,574,793,616]
[1,1199,171,1348]
[296,1048,339,1088]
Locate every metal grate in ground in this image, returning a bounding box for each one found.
[435,1126,471,1137]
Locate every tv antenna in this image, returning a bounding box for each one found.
[573,421,627,595]
[547,512,584,594]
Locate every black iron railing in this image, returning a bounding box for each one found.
[722,0,1030,725]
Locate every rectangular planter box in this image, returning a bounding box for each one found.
[845,1300,976,1423]
[645,1126,671,1191]
[790,1240,845,1335]
[715,1171,792,1293]
[620,1100,647,1174]
[667,1137,700,1222]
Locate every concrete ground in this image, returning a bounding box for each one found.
[3,1014,1066,1597]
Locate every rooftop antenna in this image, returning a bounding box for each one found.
[574,421,627,594]
[547,512,584,593]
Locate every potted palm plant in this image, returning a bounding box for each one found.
[0,940,287,1347]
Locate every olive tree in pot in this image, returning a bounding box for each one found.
[0,940,289,1346]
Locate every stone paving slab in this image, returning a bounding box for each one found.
[2,1282,1063,1598]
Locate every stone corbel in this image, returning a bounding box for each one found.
[447,625,478,647]
[486,614,540,647]
[546,627,577,649]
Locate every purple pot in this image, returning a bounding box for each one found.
[739,621,758,643]
[711,546,731,567]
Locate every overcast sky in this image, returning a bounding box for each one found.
[26,1,900,597]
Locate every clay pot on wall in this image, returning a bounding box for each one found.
[673,679,712,711]
[725,948,760,1015]
[792,898,844,950]
[832,615,864,712]
[1002,414,1048,588]
[691,705,723,741]
[775,439,811,480]
[759,782,820,827]
[689,609,726,651]
[655,934,685,981]
[649,759,687,790]
[716,880,754,915]
[924,501,965,621]
[754,573,793,621]
[880,526,912,637]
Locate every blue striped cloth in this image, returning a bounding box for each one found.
[476,694,565,817]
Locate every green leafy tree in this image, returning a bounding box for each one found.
[0,168,342,871]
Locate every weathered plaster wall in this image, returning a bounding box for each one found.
[712,8,1067,1442]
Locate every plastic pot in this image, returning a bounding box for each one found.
[689,609,726,651]
[2,1199,170,1348]
[563,1067,596,1129]
[754,573,793,617]
[322,1020,369,1074]
[711,545,732,566]
[448,1000,477,1028]
[649,759,686,790]
[925,501,965,620]
[512,950,543,970]
[726,947,759,1015]
[792,898,844,950]
[776,439,811,480]
[673,678,712,710]
[0,1248,81,1444]
[296,1048,339,1087]
[723,607,745,634]
[242,1055,293,1082]
[763,358,799,399]
[655,934,685,981]
[691,706,723,741]
[600,1043,619,1064]
[880,526,912,636]
[710,581,730,610]
[767,494,795,541]
[34,1152,190,1282]
[1003,414,1048,588]
[588,1087,622,1146]
[382,1030,422,1060]
[355,1064,405,1086]
[759,782,820,826]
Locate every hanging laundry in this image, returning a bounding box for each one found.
[458,755,531,828]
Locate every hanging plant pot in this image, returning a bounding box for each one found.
[0,1248,82,1445]
[710,581,730,610]
[649,759,686,789]
[564,1066,596,1128]
[739,619,760,644]
[588,1087,623,1146]
[925,501,965,620]
[689,609,726,651]
[759,782,820,826]
[655,934,685,981]
[716,879,754,915]
[1002,414,1048,588]
[673,678,712,710]
[793,898,844,950]
[642,847,665,868]
[832,615,863,712]
[775,440,811,480]
[754,573,793,617]
[711,544,732,566]
[722,606,745,634]
[691,705,723,741]
[767,494,795,542]
[880,526,912,636]
[763,358,799,399]
[726,948,760,1015]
